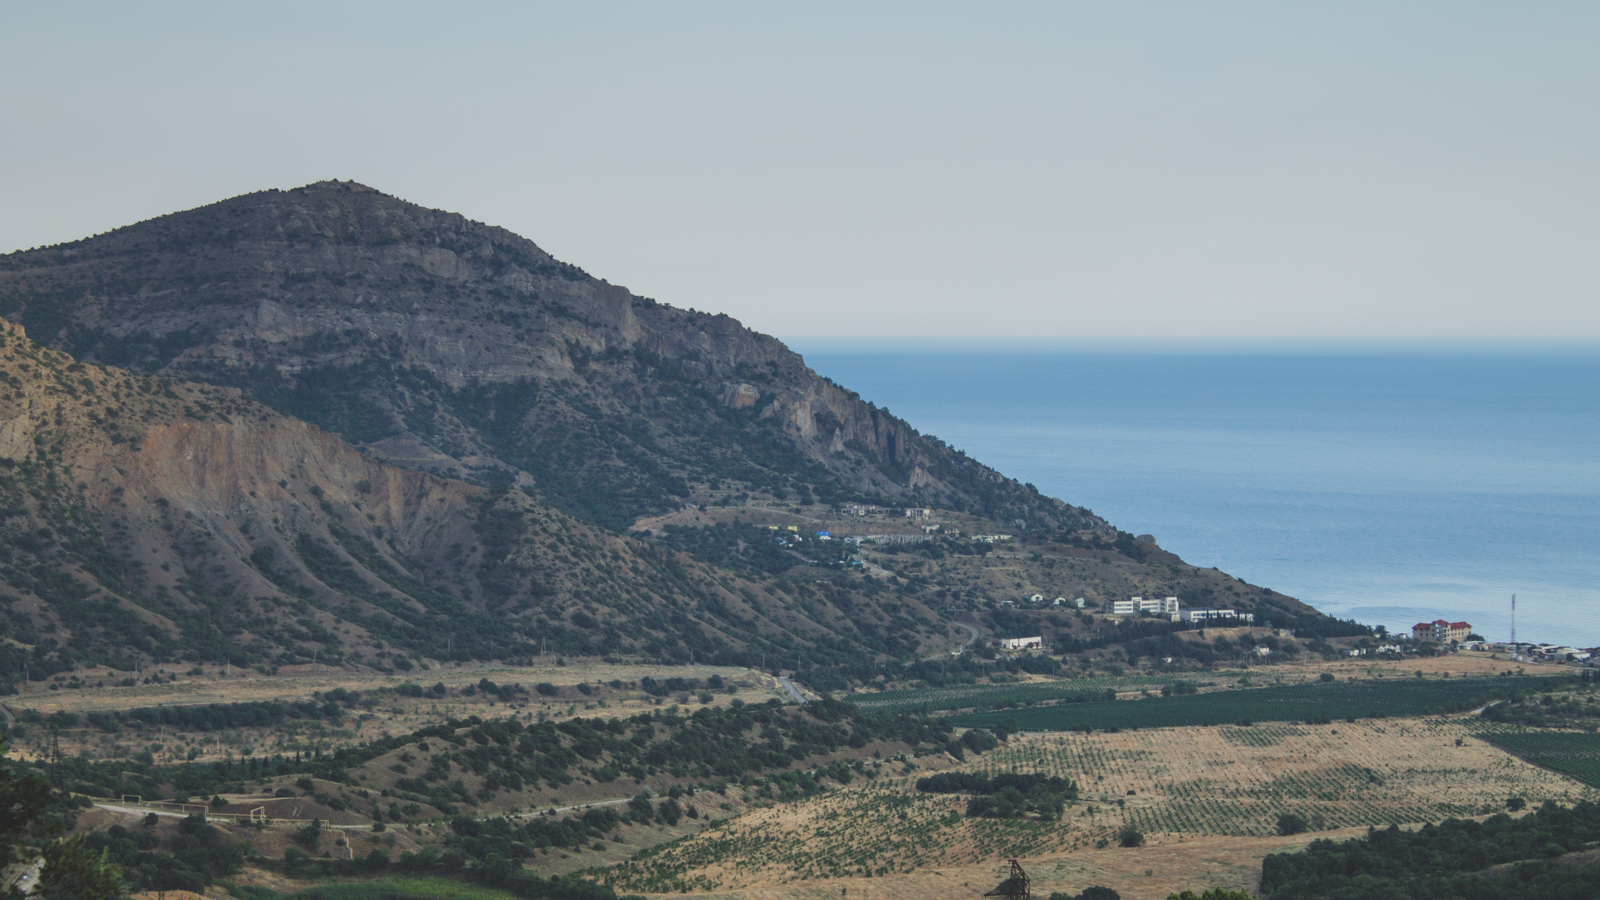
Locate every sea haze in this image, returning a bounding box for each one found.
[790,344,1600,648]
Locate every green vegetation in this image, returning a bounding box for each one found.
[849,676,1166,716]
[1,734,133,898]
[915,772,1078,819]
[1479,683,1600,730]
[653,522,855,575]
[37,699,953,816]
[952,676,1562,732]
[230,877,533,900]
[1475,729,1600,789]
[86,814,242,893]
[1259,800,1600,899]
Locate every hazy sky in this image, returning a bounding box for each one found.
[3,2,1596,340]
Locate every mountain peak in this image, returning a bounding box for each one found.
[0,184,1099,536]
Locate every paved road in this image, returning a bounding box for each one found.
[92,802,374,830]
[776,676,807,704]
[926,622,980,660]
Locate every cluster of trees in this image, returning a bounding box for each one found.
[55,693,365,734]
[916,771,1078,820]
[83,814,243,894]
[29,699,957,819]
[1,733,133,898]
[1260,800,1600,899]
[1480,686,1599,730]
[387,698,950,812]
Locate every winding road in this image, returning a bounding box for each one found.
[776,676,807,704]
[924,622,980,661]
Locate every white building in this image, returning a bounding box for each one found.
[1109,596,1182,616]
[994,636,1044,651]
[1177,608,1255,625]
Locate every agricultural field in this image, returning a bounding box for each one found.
[0,661,783,765]
[1475,726,1600,789]
[952,675,1565,732]
[847,675,1187,716]
[598,718,1595,895]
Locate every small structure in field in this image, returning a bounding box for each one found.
[985,859,1031,900]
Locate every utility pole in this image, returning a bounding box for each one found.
[1510,594,1517,653]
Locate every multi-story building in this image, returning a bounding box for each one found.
[1412,619,1472,643]
[1107,596,1181,616]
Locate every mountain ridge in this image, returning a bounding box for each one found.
[0,180,1101,534]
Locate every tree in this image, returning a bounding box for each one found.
[0,736,53,874]
[1,736,127,899]
[1276,812,1309,836]
[36,835,129,900]
[1118,826,1144,848]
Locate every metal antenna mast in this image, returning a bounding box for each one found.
[1510,594,1516,652]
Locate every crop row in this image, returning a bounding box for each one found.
[951,675,1561,731]
[1475,727,1600,789]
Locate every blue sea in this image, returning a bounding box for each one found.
[790,344,1600,648]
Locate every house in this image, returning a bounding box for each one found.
[994,636,1044,651]
[1412,620,1472,643]
[1252,646,1272,656]
[1073,597,1087,609]
[1375,644,1402,654]
[904,507,932,519]
[815,531,832,540]
[1029,594,1044,604]
[974,534,1013,543]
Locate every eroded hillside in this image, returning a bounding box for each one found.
[0,320,955,680]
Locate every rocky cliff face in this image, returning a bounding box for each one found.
[0,181,1103,533]
[0,320,948,680]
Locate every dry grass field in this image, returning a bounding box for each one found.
[601,718,1597,897]
[0,661,783,763]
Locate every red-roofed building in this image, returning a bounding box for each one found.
[1412,619,1472,643]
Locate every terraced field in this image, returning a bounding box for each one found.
[598,719,1595,894]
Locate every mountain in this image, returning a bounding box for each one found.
[0,319,951,682]
[0,182,1361,684]
[0,180,1100,534]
